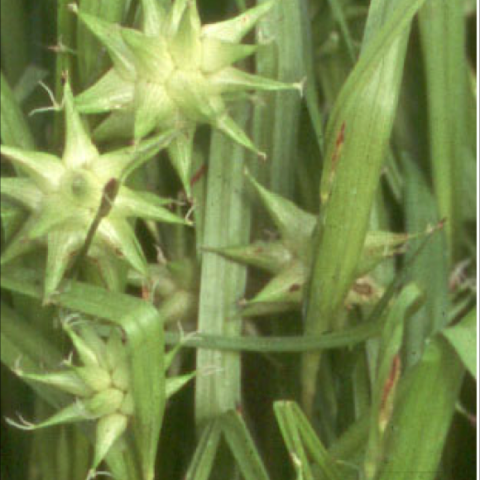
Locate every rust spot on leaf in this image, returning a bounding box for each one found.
[190,163,207,187]
[379,354,401,432]
[331,121,346,169]
[141,284,151,301]
[288,283,301,292]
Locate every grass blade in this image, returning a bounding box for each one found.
[185,419,223,480]
[221,410,270,480]
[418,0,472,260]
[302,0,426,415]
[441,307,477,379]
[376,338,464,480]
[274,401,342,480]
[195,106,251,424]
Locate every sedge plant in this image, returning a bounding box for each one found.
[0,1,476,480]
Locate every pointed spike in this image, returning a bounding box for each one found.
[121,29,174,83]
[16,370,92,397]
[251,263,304,303]
[8,401,92,431]
[167,130,195,198]
[97,218,148,274]
[216,113,265,158]
[75,69,135,115]
[0,217,42,266]
[165,0,189,37]
[62,82,99,169]
[169,1,202,68]
[115,187,188,225]
[44,231,82,300]
[357,231,414,277]
[202,0,275,43]
[166,372,195,399]
[204,240,291,274]
[211,67,302,94]
[201,39,258,73]
[91,413,128,475]
[0,145,64,189]
[140,0,166,36]
[76,324,110,370]
[241,264,305,316]
[244,170,316,250]
[63,322,102,368]
[75,10,136,80]
[0,178,43,210]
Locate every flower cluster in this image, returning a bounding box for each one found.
[210,171,414,317]
[73,0,301,197]
[10,316,193,478]
[1,83,186,300]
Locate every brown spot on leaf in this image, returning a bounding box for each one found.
[352,281,373,296]
[379,354,401,432]
[190,164,207,187]
[288,283,301,292]
[331,121,346,169]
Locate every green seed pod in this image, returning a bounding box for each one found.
[214,174,419,316]
[0,82,187,300]
[85,388,125,416]
[75,366,112,392]
[111,361,130,392]
[104,329,127,373]
[74,0,301,197]
[91,413,129,475]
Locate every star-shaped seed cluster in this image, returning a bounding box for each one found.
[73,0,302,197]
[10,318,194,480]
[210,172,414,316]
[0,83,186,300]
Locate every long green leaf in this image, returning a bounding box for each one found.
[274,401,342,480]
[302,0,426,415]
[376,337,464,480]
[418,0,472,260]
[221,410,270,480]
[185,419,223,480]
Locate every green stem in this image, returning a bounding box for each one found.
[194,105,251,425]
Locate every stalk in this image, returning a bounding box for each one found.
[195,105,251,423]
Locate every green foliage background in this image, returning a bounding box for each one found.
[0,0,477,479]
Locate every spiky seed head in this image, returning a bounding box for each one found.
[74,0,301,197]
[0,82,186,300]
[9,320,195,478]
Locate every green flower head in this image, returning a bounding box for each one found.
[0,82,187,301]
[9,317,195,479]
[73,0,302,197]
[210,171,415,316]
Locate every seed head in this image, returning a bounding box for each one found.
[0,82,186,301]
[74,0,301,197]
